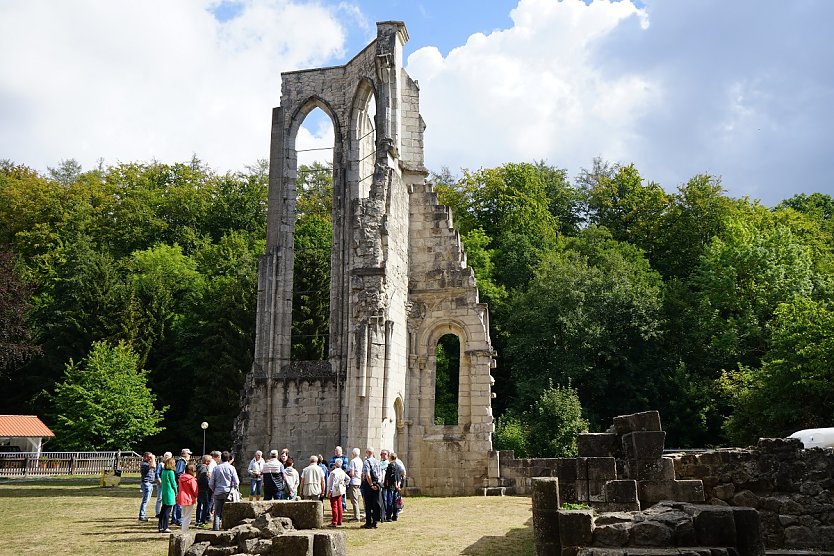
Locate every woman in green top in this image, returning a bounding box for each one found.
[158,457,178,533]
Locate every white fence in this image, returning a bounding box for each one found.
[0,451,143,477]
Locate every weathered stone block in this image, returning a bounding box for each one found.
[560,480,579,504]
[783,525,819,547]
[625,459,675,481]
[673,519,697,546]
[612,411,662,435]
[622,431,666,460]
[731,490,759,509]
[223,500,322,530]
[230,523,261,540]
[591,523,629,548]
[756,437,802,454]
[270,500,323,529]
[576,549,626,556]
[589,480,607,502]
[169,532,195,556]
[184,542,210,556]
[221,502,260,528]
[533,477,562,510]
[532,477,562,554]
[673,480,706,503]
[253,514,293,537]
[313,531,346,556]
[604,480,638,504]
[271,532,313,556]
[587,458,617,481]
[712,483,735,501]
[693,506,737,547]
[577,458,589,480]
[637,481,677,506]
[577,480,590,503]
[204,546,238,556]
[558,510,594,547]
[731,506,764,556]
[194,530,230,545]
[630,520,673,546]
[578,433,619,457]
[239,537,272,555]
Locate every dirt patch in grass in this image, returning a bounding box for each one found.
[0,479,533,555]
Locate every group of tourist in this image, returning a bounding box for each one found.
[138,444,406,533]
[246,445,406,528]
[138,448,240,533]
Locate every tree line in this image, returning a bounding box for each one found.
[1,157,832,453]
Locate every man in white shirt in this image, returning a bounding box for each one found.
[247,450,264,501]
[347,448,363,521]
[299,455,325,500]
[208,451,239,531]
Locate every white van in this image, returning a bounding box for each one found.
[788,428,834,449]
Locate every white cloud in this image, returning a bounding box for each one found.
[406,0,834,205]
[0,0,346,173]
[407,0,657,176]
[2,0,831,205]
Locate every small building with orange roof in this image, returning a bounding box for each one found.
[0,415,55,455]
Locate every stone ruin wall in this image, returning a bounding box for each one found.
[671,438,834,550]
[235,21,496,495]
[404,182,495,496]
[498,411,834,552]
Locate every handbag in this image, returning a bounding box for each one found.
[228,487,241,502]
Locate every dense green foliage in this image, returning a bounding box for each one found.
[2,153,832,454]
[49,341,165,450]
[494,382,588,457]
[436,160,834,448]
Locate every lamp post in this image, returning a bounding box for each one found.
[201,421,209,455]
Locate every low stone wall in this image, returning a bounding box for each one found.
[671,438,834,550]
[493,411,704,511]
[531,478,764,556]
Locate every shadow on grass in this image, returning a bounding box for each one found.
[461,517,534,556]
[0,483,139,499]
[101,536,168,544]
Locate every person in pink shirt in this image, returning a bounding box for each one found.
[176,462,199,533]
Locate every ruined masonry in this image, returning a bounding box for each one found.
[233,21,496,496]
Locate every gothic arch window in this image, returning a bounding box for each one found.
[349,79,377,199]
[434,333,460,425]
[287,99,338,361]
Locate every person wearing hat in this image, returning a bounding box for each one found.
[172,448,192,525]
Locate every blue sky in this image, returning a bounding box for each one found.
[1,0,832,205]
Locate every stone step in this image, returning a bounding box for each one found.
[766,552,834,556]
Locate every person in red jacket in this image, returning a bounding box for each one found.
[176,463,199,533]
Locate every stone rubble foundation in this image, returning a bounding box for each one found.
[167,501,344,556]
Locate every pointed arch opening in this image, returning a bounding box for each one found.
[434,333,460,425]
[290,105,335,361]
[349,79,377,199]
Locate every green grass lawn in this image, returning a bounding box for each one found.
[0,477,534,555]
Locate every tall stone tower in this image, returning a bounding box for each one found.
[234,21,496,495]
